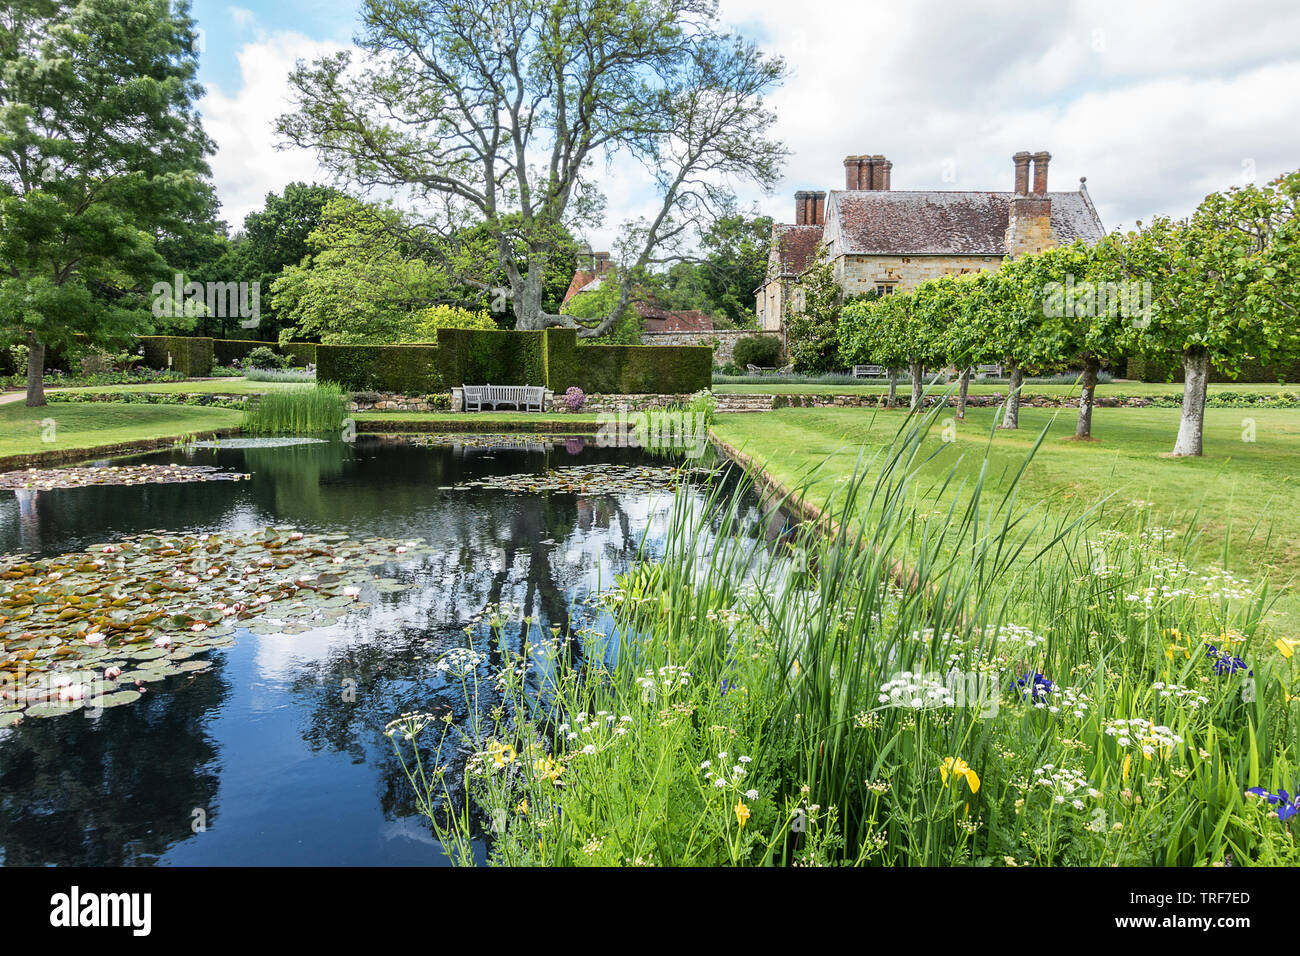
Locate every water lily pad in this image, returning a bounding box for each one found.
[88,689,142,708]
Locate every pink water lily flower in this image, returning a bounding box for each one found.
[85,632,105,645]
[105,666,122,680]
[154,635,172,648]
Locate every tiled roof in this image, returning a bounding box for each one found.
[640,308,714,331]
[769,223,824,277]
[826,190,1105,256]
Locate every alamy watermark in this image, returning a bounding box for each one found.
[152,274,260,329]
[1042,275,1153,328]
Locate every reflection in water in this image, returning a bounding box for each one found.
[0,436,767,866]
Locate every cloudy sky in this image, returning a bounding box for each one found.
[192,0,1300,247]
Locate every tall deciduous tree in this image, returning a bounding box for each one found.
[223,183,344,340]
[1021,240,1133,441]
[277,0,786,337]
[840,290,941,412]
[1118,171,1300,456]
[270,197,454,344]
[0,0,215,405]
[929,272,1001,421]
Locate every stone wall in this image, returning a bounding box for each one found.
[349,392,450,413]
[547,393,699,413]
[639,328,781,364]
[771,392,1158,409]
[833,254,1003,296]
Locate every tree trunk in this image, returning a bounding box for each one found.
[909,360,923,413]
[886,368,898,408]
[1171,347,1209,456]
[999,362,1023,429]
[956,367,971,420]
[25,334,46,408]
[1074,356,1100,439]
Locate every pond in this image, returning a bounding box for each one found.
[0,435,780,866]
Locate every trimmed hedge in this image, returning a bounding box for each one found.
[316,344,443,394]
[546,328,711,394]
[436,328,547,386]
[139,336,214,377]
[210,338,317,368]
[733,334,782,368]
[314,328,711,395]
[1127,353,1300,384]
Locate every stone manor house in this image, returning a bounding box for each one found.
[755,151,1106,341]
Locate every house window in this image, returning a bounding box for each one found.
[875,283,897,297]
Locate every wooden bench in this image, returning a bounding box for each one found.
[853,364,886,379]
[974,364,1003,379]
[462,384,546,412]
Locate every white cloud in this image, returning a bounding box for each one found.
[717,0,1300,231]
[199,32,348,230]
[199,2,1300,243]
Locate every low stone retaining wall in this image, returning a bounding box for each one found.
[350,392,451,413]
[770,393,1159,409]
[546,393,697,413]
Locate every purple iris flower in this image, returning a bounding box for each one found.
[1246,787,1300,822]
[1013,672,1054,701]
[1205,644,1252,676]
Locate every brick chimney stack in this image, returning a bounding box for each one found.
[844,155,891,190]
[1006,150,1055,257]
[794,190,827,225]
[844,155,862,190]
[1031,151,1051,195]
[1013,151,1031,195]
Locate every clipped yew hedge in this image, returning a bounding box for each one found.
[316,344,443,394]
[139,336,214,377]
[437,328,548,386]
[546,328,711,394]
[315,328,710,395]
[1127,354,1300,384]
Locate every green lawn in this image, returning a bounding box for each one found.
[714,379,1300,397]
[712,405,1300,632]
[0,402,242,460]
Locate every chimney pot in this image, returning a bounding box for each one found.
[812,190,826,225]
[1013,151,1031,195]
[1031,151,1051,195]
[794,190,810,225]
[844,156,861,190]
[878,160,892,191]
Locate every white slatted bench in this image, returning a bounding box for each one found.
[853,364,886,378]
[462,384,546,412]
[974,364,1003,379]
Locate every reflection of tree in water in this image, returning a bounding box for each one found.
[239,440,353,521]
[284,470,655,824]
[0,660,229,866]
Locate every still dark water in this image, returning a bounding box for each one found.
[0,435,776,866]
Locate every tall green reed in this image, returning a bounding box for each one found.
[388,395,1299,866]
[241,383,346,435]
